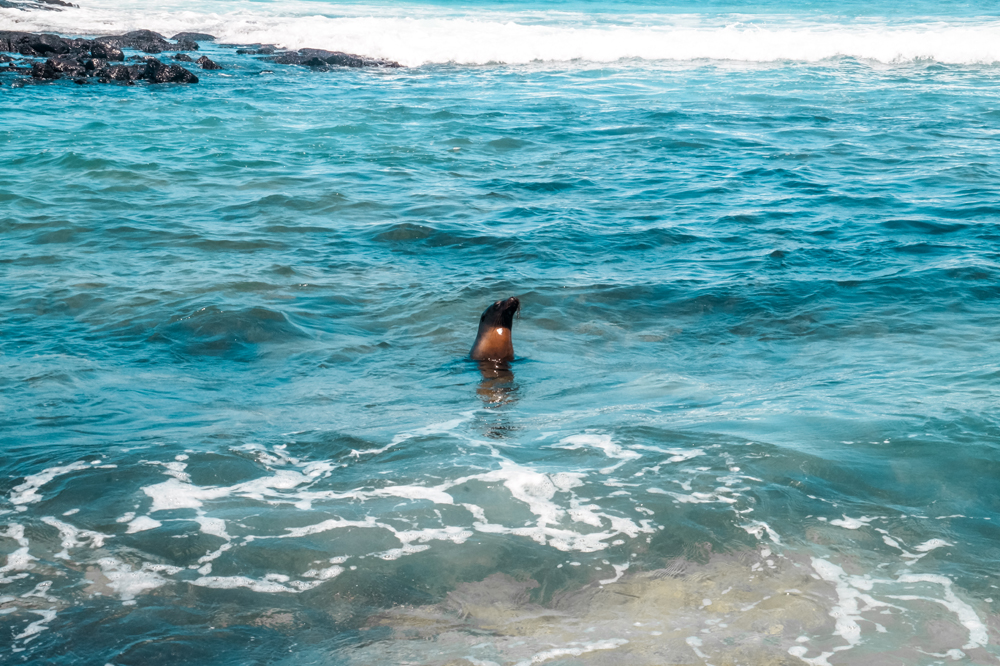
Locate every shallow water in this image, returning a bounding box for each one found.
[2,1,1000,664]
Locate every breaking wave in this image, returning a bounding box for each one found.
[3,1,1000,66]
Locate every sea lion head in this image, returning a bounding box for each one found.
[470,296,520,362]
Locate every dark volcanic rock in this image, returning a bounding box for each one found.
[236,45,275,55]
[93,35,125,49]
[0,0,76,9]
[196,55,222,70]
[95,64,132,81]
[123,29,166,42]
[0,32,26,52]
[90,41,123,61]
[171,32,216,42]
[269,48,400,68]
[143,58,199,83]
[83,57,106,71]
[30,59,58,79]
[172,53,193,62]
[22,33,69,55]
[47,55,86,75]
[86,58,199,84]
[96,30,198,54]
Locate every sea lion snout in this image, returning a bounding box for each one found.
[470,296,519,362]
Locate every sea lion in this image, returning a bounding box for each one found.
[470,296,520,363]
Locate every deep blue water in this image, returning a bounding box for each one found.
[2,1,1000,664]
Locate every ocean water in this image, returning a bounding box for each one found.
[2,0,1000,664]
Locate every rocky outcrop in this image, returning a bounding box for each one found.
[0,0,77,10]
[94,30,198,54]
[0,30,202,84]
[0,27,403,88]
[268,47,400,69]
[196,55,222,70]
[171,32,216,43]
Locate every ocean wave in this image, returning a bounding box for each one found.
[3,3,1000,66]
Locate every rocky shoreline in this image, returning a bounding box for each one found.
[0,29,401,86]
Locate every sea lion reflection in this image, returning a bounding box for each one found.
[476,360,518,408]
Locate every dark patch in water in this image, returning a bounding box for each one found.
[152,306,308,357]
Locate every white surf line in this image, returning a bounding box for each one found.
[598,562,629,585]
[788,558,988,665]
[550,434,641,474]
[40,516,111,559]
[0,524,35,584]
[739,520,782,544]
[513,639,628,666]
[887,574,988,650]
[349,413,474,458]
[101,433,706,602]
[828,515,878,529]
[9,460,115,510]
[122,449,654,598]
[11,608,57,649]
[93,557,183,605]
[875,528,953,564]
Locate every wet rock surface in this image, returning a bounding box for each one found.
[0,30,203,84]
[0,28,402,88]
[268,47,400,69]
[196,55,222,70]
[0,0,76,10]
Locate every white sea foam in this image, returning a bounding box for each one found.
[598,561,629,585]
[0,524,36,583]
[94,557,174,602]
[3,2,1000,67]
[40,516,110,558]
[125,516,162,533]
[12,609,57,644]
[9,461,93,509]
[888,574,988,650]
[512,639,628,666]
[350,415,471,458]
[554,434,641,461]
[190,574,319,593]
[829,515,877,529]
[789,557,990,664]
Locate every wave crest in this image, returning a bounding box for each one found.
[4,3,1000,66]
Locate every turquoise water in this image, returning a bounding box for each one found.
[2,1,1000,664]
